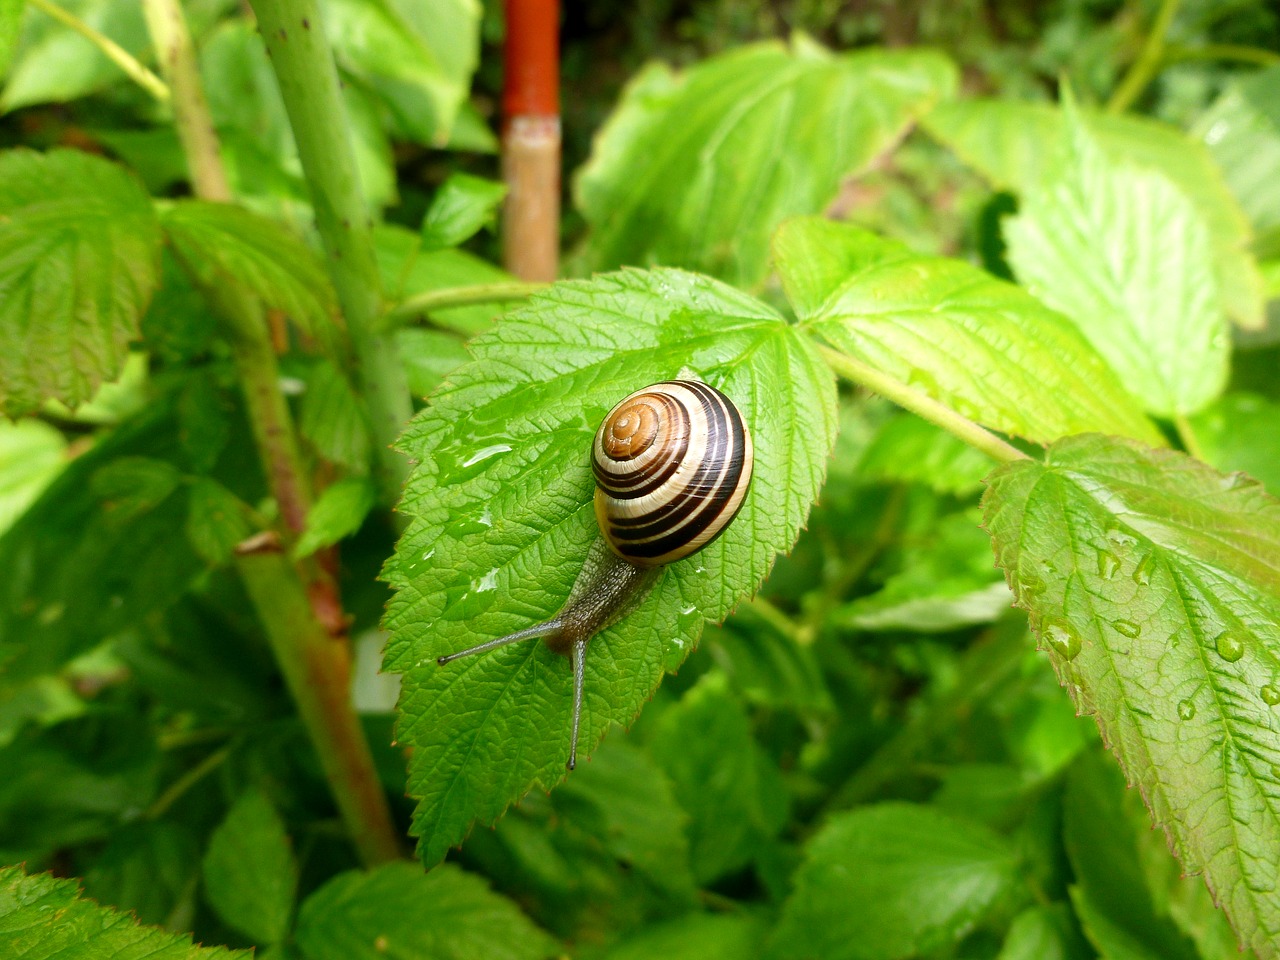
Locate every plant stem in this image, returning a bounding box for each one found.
[236,549,403,864]
[818,346,1030,464]
[1107,0,1182,114]
[145,0,402,866]
[249,0,412,506]
[382,281,547,329]
[1163,43,1280,67]
[28,0,170,103]
[1173,413,1205,460]
[141,0,229,201]
[147,745,233,819]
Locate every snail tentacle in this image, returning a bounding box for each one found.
[435,620,564,665]
[568,637,589,770]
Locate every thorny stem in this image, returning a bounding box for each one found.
[382,282,548,329]
[250,0,413,506]
[818,347,1031,465]
[28,0,171,103]
[1107,0,1182,114]
[144,0,402,866]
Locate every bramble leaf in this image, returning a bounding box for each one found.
[776,217,1161,446]
[294,862,559,960]
[924,98,1264,330]
[767,803,1018,960]
[0,864,248,958]
[420,172,506,250]
[293,477,376,560]
[1005,104,1228,417]
[982,433,1280,958]
[159,200,338,335]
[383,268,837,865]
[0,149,160,414]
[576,39,955,288]
[202,790,298,944]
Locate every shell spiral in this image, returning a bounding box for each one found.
[591,380,753,568]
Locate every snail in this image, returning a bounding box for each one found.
[437,379,753,769]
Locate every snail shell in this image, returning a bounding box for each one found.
[592,380,753,567]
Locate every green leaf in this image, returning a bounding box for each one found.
[397,328,471,398]
[159,201,338,335]
[648,672,787,884]
[767,803,1018,960]
[324,0,481,148]
[421,172,506,250]
[997,905,1089,960]
[1188,393,1280,497]
[89,456,183,523]
[1,0,148,111]
[0,864,248,959]
[599,913,765,960]
[0,418,64,536]
[0,0,24,78]
[776,217,1161,446]
[1063,751,1201,960]
[982,433,1280,959]
[1004,104,1227,418]
[293,476,376,559]
[576,39,956,288]
[298,359,372,472]
[0,148,161,414]
[294,861,559,960]
[1193,66,1280,236]
[924,98,1265,330]
[186,477,257,566]
[383,268,837,866]
[555,739,696,899]
[202,789,298,944]
[858,414,994,497]
[82,821,201,927]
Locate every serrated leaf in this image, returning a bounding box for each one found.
[202,789,298,944]
[776,217,1161,446]
[982,433,1280,958]
[648,672,787,884]
[576,39,956,288]
[858,414,994,497]
[294,862,559,960]
[421,172,506,250]
[383,267,837,866]
[0,149,160,414]
[293,476,376,559]
[0,864,248,959]
[186,477,256,565]
[1004,104,1227,418]
[766,803,1018,960]
[159,201,338,335]
[924,98,1264,330]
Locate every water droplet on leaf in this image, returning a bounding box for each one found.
[1215,631,1245,663]
[1096,550,1121,580]
[1018,574,1046,597]
[1045,620,1082,661]
[1177,699,1196,721]
[1132,553,1154,586]
[1112,619,1141,638]
[1261,685,1280,706]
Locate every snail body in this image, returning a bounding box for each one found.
[438,380,753,769]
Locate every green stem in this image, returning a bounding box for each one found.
[141,0,229,200]
[147,745,233,819]
[1107,0,1182,114]
[28,0,170,103]
[1173,413,1205,460]
[249,0,412,506]
[236,549,404,864]
[818,346,1030,464]
[1163,43,1280,67]
[145,0,402,867]
[382,281,547,330]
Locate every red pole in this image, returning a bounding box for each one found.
[502,0,560,282]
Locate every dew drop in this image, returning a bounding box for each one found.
[1044,620,1082,661]
[1112,619,1141,638]
[1214,631,1246,663]
[1261,685,1280,706]
[462,443,513,468]
[1018,574,1046,597]
[1273,765,1280,781]
[1177,699,1196,721]
[1096,549,1121,580]
[1105,528,1137,552]
[1132,553,1154,586]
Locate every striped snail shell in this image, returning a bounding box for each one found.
[592,380,753,567]
[438,379,753,770]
